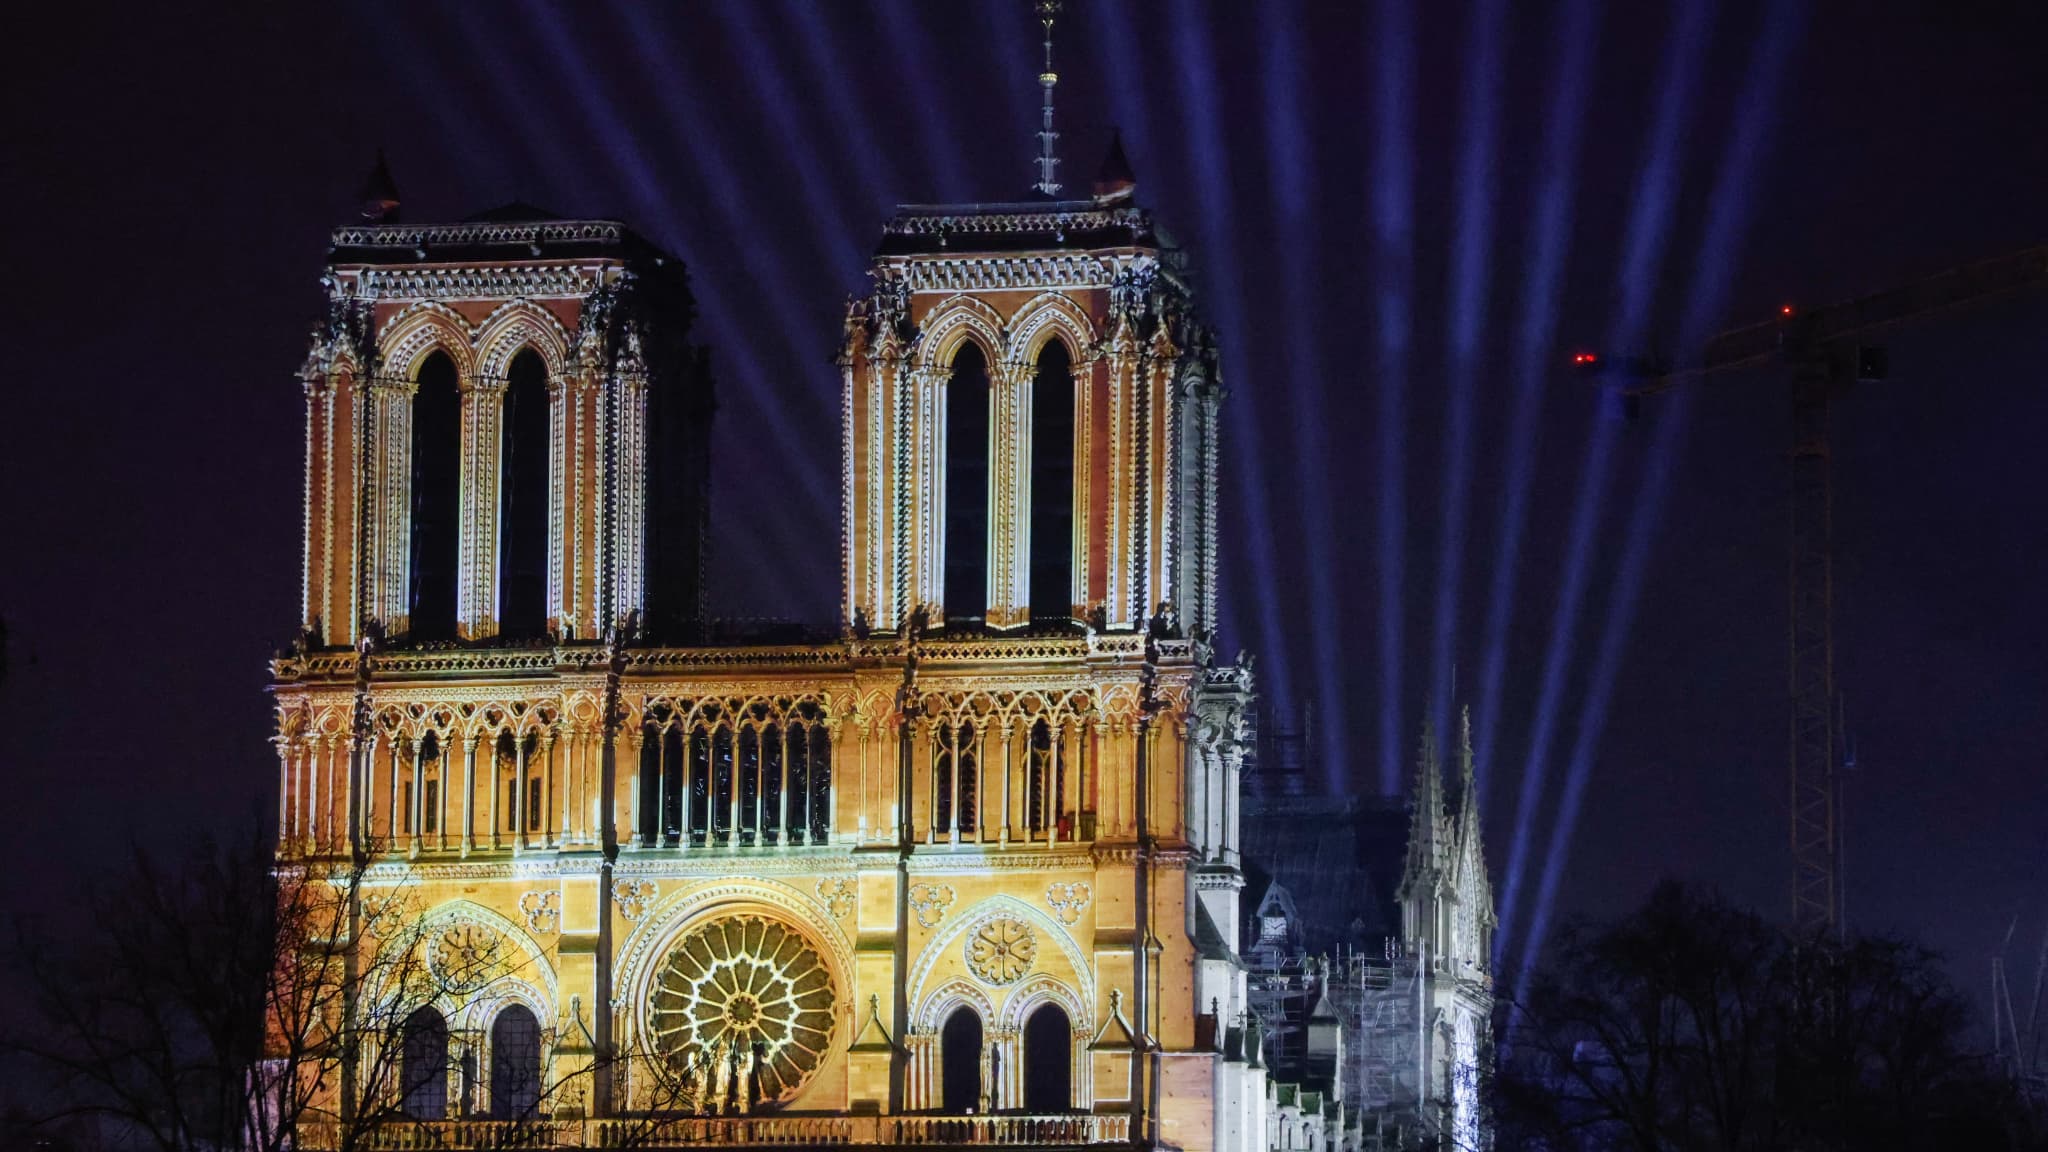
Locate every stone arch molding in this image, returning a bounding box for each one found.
[363,897,558,1020]
[916,977,998,1033]
[379,301,476,380]
[473,298,574,381]
[906,892,1093,1022]
[1004,292,1097,366]
[916,295,1007,371]
[999,972,1091,1037]
[611,877,858,1033]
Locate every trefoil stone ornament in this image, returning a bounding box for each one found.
[614,878,659,922]
[907,882,955,928]
[1045,881,1091,925]
[816,878,857,920]
[519,890,560,935]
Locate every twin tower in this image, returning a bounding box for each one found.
[274,148,1277,1150]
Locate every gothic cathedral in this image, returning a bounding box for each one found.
[270,78,1490,1152]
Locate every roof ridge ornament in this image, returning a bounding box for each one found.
[1032,1,1063,197]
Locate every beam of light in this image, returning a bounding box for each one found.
[1429,0,1509,749]
[363,1,506,189]
[970,0,1038,182]
[1499,0,1719,952]
[771,2,898,212]
[1167,0,1295,716]
[1472,0,1602,788]
[872,0,973,202]
[707,0,872,273]
[1373,0,1418,795]
[522,1,823,612]
[519,0,849,612]
[1078,0,1156,166]
[1259,0,1346,788]
[597,1,843,511]
[1513,0,1808,988]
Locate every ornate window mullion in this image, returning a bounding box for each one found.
[547,374,567,633]
[990,358,1032,630]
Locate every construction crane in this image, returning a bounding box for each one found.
[1593,242,2048,938]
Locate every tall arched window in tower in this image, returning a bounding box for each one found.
[940,1006,984,1115]
[933,722,978,839]
[944,343,992,625]
[409,351,461,641]
[401,1006,449,1118]
[490,1004,541,1118]
[1023,1002,1073,1111]
[1029,339,1075,623]
[500,348,549,639]
[1026,718,1066,838]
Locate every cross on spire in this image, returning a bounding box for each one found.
[1033,1,1063,197]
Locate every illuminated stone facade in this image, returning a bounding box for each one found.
[269,176,1302,1150]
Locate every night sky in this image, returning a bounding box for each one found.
[4,1,2045,996]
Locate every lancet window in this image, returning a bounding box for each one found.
[932,721,980,840]
[944,342,993,626]
[638,699,833,849]
[1029,339,1075,623]
[499,348,549,639]
[401,1006,449,1119]
[408,351,461,641]
[490,1004,542,1118]
[1025,718,1069,837]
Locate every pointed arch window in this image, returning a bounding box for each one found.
[1023,1002,1073,1111]
[1029,339,1075,623]
[409,351,461,641]
[490,1004,542,1118]
[401,1006,449,1118]
[933,722,978,839]
[940,1006,984,1115]
[499,348,549,639]
[944,343,992,625]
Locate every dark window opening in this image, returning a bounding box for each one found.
[943,344,991,625]
[409,351,461,641]
[401,1007,449,1118]
[934,723,978,838]
[1023,1003,1073,1112]
[500,349,549,639]
[490,1005,542,1118]
[940,1006,984,1115]
[1029,340,1075,623]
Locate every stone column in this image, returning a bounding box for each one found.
[513,732,528,853]
[539,731,557,848]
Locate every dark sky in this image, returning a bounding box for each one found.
[3,1,2044,996]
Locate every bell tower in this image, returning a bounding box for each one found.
[838,140,1222,637]
[298,203,712,650]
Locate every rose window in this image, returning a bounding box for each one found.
[429,922,505,994]
[966,917,1036,985]
[648,916,836,1107]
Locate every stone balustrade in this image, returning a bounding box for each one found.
[297,1112,1131,1150]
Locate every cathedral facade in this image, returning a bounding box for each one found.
[269,144,1489,1149]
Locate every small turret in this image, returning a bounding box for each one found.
[1093,129,1138,202]
[357,150,400,223]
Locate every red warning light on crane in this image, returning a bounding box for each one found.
[1571,351,1599,366]
[1780,304,1795,317]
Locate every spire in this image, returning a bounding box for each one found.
[1032,1,1063,197]
[1401,717,1446,893]
[357,149,400,223]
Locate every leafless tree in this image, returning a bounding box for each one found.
[1493,881,2045,1152]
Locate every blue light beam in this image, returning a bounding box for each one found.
[1514,0,1807,987]
[1374,0,1419,795]
[1498,0,1719,952]
[1429,0,1509,749]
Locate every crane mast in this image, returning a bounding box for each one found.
[1614,243,2048,938]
